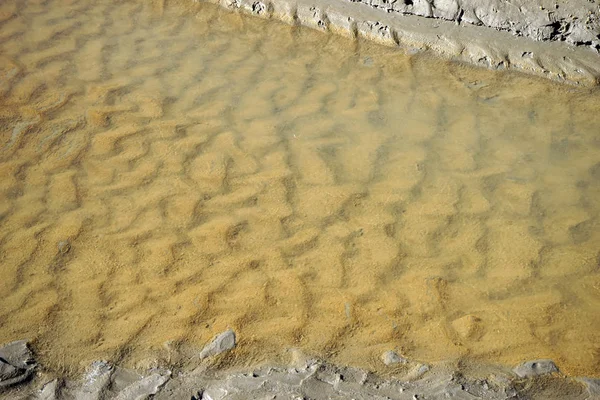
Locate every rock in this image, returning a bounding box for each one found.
[404,363,431,381]
[381,350,408,366]
[0,340,36,390]
[199,329,236,360]
[36,379,60,400]
[513,359,559,378]
[114,371,171,400]
[201,386,228,400]
[579,378,600,397]
[77,360,114,399]
[57,240,71,254]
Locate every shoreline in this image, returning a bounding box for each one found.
[2,339,600,399]
[190,0,600,85]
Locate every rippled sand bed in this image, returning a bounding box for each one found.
[1,0,600,378]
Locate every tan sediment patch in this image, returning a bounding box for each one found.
[0,0,599,379]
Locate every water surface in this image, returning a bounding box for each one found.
[1,0,600,377]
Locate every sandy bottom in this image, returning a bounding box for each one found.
[1,0,600,378]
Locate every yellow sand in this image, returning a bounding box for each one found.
[1,0,600,378]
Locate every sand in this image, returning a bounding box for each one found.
[1,0,600,380]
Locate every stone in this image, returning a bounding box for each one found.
[0,340,36,389]
[114,371,171,400]
[404,363,430,381]
[57,240,71,254]
[381,350,408,366]
[199,329,236,360]
[578,378,600,397]
[77,360,114,399]
[201,386,228,400]
[36,379,60,400]
[513,359,559,378]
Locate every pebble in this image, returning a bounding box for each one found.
[57,240,71,254]
[113,371,170,400]
[37,379,59,400]
[513,359,559,378]
[404,363,431,381]
[381,350,408,366]
[199,329,236,360]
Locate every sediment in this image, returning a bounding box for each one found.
[2,340,600,399]
[1,0,600,396]
[195,0,600,85]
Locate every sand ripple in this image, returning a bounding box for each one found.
[0,0,599,377]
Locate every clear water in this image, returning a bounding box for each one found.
[1,0,600,377]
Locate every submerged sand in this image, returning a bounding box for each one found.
[1,0,600,379]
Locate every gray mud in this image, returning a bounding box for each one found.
[347,0,600,50]
[1,340,599,400]
[201,0,600,85]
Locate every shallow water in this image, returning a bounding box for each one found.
[1,0,600,377]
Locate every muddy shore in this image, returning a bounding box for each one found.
[194,0,600,85]
[1,339,600,399]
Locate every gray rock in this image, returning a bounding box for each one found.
[579,378,600,397]
[36,379,60,400]
[381,350,408,366]
[404,363,430,381]
[0,340,35,370]
[201,386,228,400]
[114,371,171,400]
[199,330,236,360]
[513,359,559,378]
[76,360,114,399]
[0,340,36,390]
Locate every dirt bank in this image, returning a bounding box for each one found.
[1,340,600,399]
[342,0,600,49]
[194,0,600,84]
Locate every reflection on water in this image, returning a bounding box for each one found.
[1,0,600,377]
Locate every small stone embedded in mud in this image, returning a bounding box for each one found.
[381,350,408,366]
[77,360,113,399]
[199,329,236,360]
[38,379,60,399]
[113,371,171,400]
[0,340,37,389]
[513,359,559,378]
[57,240,71,254]
[403,363,431,381]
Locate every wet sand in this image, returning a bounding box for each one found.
[1,0,600,379]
